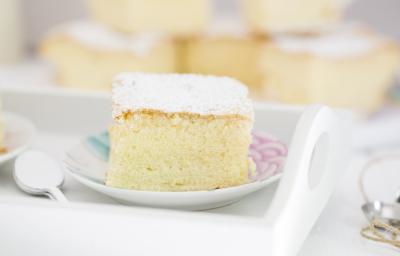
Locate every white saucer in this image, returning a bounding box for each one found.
[0,112,36,164]
[63,132,287,210]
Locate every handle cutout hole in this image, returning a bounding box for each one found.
[308,132,330,189]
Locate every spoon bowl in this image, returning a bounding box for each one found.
[14,150,68,202]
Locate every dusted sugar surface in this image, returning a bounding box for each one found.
[50,21,166,56]
[274,26,384,58]
[112,73,253,119]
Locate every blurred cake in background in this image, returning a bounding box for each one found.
[40,21,177,90]
[86,0,211,35]
[259,26,400,112]
[0,100,4,152]
[108,73,254,191]
[241,0,349,33]
[182,19,264,98]
[38,0,400,113]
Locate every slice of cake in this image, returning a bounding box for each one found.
[40,21,177,90]
[108,73,254,191]
[259,26,400,112]
[241,0,349,33]
[87,0,211,35]
[182,19,265,98]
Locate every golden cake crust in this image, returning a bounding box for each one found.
[114,109,253,123]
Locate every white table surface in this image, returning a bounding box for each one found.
[1,61,400,255]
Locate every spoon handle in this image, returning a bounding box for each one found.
[47,187,68,202]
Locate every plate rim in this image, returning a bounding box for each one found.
[63,129,287,197]
[64,161,283,197]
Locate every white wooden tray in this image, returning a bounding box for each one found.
[0,88,350,256]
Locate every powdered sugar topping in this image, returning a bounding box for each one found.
[51,21,166,56]
[112,73,253,119]
[274,26,384,58]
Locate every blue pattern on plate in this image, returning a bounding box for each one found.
[85,131,110,161]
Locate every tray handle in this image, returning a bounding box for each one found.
[265,105,350,256]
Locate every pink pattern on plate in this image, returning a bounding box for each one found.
[249,131,288,181]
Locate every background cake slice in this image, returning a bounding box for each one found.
[40,21,177,90]
[182,19,265,98]
[87,0,211,35]
[108,73,254,192]
[259,26,400,112]
[241,0,349,33]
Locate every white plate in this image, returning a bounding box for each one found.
[0,112,35,164]
[63,132,287,210]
